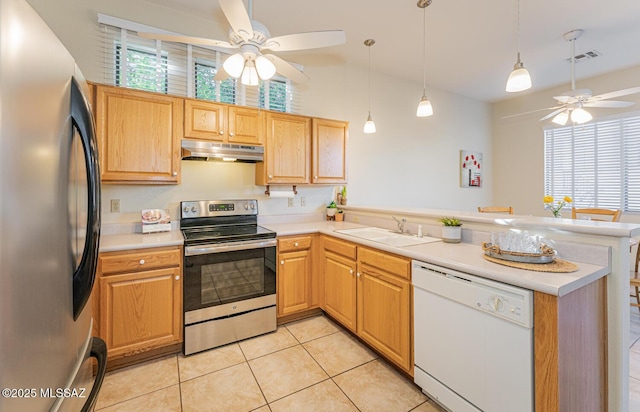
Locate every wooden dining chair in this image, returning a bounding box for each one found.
[571,207,622,222]
[477,206,513,214]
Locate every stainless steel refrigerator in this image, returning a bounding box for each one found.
[0,0,107,410]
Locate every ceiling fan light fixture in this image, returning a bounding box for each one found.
[571,106,592,124]
[255,55,276,80]
[552,110,569,126]
[363,113,376,134]
[223,53,245,78]
[416,94,434,117]
[506,54,532,92]
[240,60,259,86]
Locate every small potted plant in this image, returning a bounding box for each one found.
[438,217,462,243]
[326,201,338,219]
[335,209,344,222]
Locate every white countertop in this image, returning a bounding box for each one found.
[99,220,608,297]
[262,221,609,297]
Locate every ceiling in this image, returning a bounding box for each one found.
[142,0,640,103]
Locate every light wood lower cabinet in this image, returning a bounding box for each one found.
[96,246,183,363]
[321,236,412,374]
[357,247,412,373]
[277,235,313,317]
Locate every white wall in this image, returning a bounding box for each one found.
[28,0,493,224]
[492,65,640,222]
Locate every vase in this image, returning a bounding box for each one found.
[335,213,344,222]
[441,226,462,243]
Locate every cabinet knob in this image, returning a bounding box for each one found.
[280,260,284,265]
[219,131,224,135]
[356,272,361,277]
[139,259,145,265]
[229,132,235,137]
[314,176,318,179]
[294,242,299,247]
[172,171,178,176]
[268,174,273,179]
[349,269,354,274]
[175,276,180,281]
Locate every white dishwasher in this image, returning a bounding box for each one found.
[412,260,534,412]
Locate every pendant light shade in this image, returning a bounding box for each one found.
[363,39,376,134]
[416,0,434,117]
[505,0,532,92]
[416,95,434,117]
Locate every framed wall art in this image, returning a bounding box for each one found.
[460,150,482,188]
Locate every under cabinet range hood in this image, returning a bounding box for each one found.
[181,139,264,162]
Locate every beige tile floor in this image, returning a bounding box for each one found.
[95,315,444,412]
[95,307,640,412]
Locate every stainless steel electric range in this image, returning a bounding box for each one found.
[180,199,277,355]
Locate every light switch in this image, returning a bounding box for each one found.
[110,199,120,213]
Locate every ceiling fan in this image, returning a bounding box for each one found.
[507,29,640,125]
[139,0,346,85]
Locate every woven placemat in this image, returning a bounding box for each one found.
[483,254,579,273]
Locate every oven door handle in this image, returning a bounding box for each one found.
[185,238,277,256]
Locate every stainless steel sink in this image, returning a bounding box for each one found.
[335,227,441,247]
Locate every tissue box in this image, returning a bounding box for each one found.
[141,209,171,234]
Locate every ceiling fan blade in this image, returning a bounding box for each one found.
[590,86,640,101]
[264,54,309,84]
[553,96,572,104]
[584,100,636,108]
[501,106,563,119]
[137,32,237,50]
[214,69,230,81]
[540,108,567,122]
[263,30,346,52]
[219,0,253,40]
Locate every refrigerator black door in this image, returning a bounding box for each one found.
[70,77,101,320]
[81,337,107,412]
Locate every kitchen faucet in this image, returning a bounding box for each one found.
[392,216,407,234]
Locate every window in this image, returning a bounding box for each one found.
[98,15,301,113]
[115,45,168,93]
[194,61,236,104]
[544,113,640,212]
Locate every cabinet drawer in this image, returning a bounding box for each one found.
[323,236,357,260]
[100,247,181,275]
[358,246,410,280]
[278,236,312,252]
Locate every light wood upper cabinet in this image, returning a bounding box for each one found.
[312,118,348,184]
[256,112,310,184]
[96,246,183,362]
[184,99,263,145]
[94,84,182,184]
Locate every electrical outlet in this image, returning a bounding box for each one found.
[287,198,294,207]
[300,196,306,206]
[353,216,360,223]
[110,199,120,213]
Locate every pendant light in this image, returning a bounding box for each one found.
[505,0,532,92]
[416,0,434,117]
[363,39,376,134]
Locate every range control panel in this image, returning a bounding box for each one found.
[181,200,258,219]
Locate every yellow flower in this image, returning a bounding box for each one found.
[563,196,573,203]
[543,195,554,204]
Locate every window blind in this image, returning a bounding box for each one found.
[97,15,300,113]
[544,112,640,212]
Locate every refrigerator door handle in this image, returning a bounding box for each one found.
[70,78,101,320]
[81,337,107,412]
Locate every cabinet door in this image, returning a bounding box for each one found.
[277,249,311,316]
[95,85,182,184]
[99,267,182,359]
[184,99,227,141]
[260,112,310,184]
[228,106,263,145]
[312,118,348,183]
[324,251,357,332]
[357,263,411,372]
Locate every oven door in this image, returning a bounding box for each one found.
[183,239,276,323]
